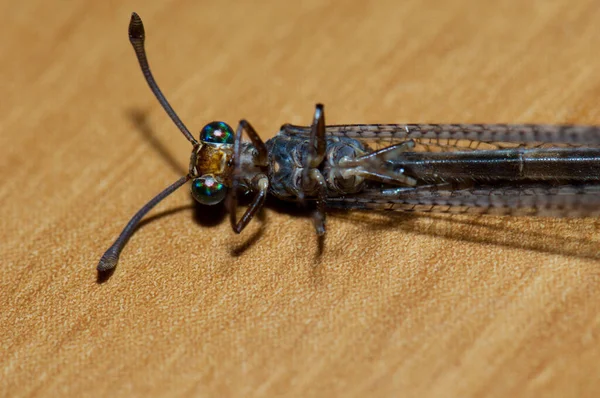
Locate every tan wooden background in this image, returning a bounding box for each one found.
[3,0,600,396]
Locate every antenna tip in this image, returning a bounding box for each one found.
[129,12,145,42]
[97,249,120,272]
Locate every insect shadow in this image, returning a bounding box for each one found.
[332,210,600,262]
[128,108,187,175]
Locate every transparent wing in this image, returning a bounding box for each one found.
[283,123,600,152]
[325,183,600,217]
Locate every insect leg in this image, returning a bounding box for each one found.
[339,140,417,186]
[227,120,269,233]
[301,104,327,235]
[229,175,269,233]
[234,119,268,165]
[307,104,327,167]
[350,140,416,163]
[310,169,327,235]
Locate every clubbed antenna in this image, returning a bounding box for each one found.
[128,12,199,146]
[97,13,201,272]
[97,176,190,271]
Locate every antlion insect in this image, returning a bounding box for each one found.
[98,12,600,271]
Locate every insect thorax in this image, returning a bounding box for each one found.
[265,132,366,201]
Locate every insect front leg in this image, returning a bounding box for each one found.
[229,174,269,233]
[227,119,269,233]
[301,104,328,235]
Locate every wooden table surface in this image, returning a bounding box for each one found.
[3,0,600,396]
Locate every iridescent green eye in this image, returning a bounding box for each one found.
[191,175,227,205]
[200,121,234,144]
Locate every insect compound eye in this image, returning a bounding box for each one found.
[190,175,227,205]
[199,121,234,144]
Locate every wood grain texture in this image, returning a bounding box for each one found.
[3,0,600,396]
